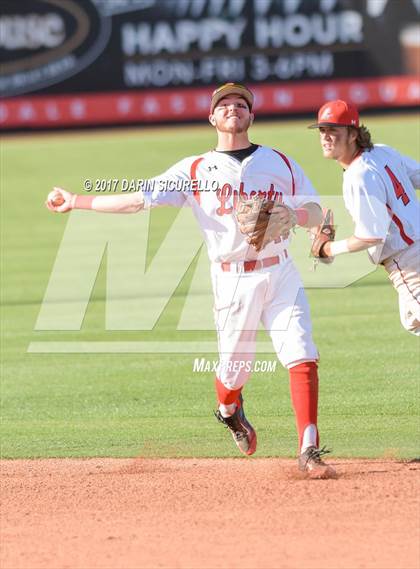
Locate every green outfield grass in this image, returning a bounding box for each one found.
[1,115,419,459]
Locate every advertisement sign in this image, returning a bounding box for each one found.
[1,0,419,128]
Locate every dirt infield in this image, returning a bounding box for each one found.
[1,458,419,569]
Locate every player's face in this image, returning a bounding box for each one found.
[210,96,253,133]
[318,126,354,161]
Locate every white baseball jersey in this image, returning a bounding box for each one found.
[343,144,420,264]
[142,145,320,262]
[142,144,320,376]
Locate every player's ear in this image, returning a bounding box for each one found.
[209,114,216,126]
[348,127,358,144]
[249,113,254,125]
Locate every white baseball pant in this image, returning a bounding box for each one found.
[383,240,420,335]
[211,256,319,390]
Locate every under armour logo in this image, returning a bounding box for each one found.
[208,165,218,171]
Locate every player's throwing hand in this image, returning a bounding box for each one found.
[45,187,75,213]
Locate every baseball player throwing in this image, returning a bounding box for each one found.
[309,100,420,335]
[46,83,336,479]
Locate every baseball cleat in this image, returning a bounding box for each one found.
[214,395,257,456]
[298,446,336,479]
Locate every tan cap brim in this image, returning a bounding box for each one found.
[210,84,254,112]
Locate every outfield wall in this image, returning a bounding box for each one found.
[1,0,419,129]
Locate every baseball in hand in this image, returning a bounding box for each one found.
[48,190,65,206]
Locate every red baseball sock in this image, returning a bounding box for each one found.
[215,377,242,406]
[289,362,319,451]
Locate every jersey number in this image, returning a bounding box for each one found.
[385,165,410,206]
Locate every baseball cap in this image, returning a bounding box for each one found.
[308,100,359,128]
[210,83,254,112]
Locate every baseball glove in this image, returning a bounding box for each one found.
[309,208,335,263]
[235,196,297,252]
